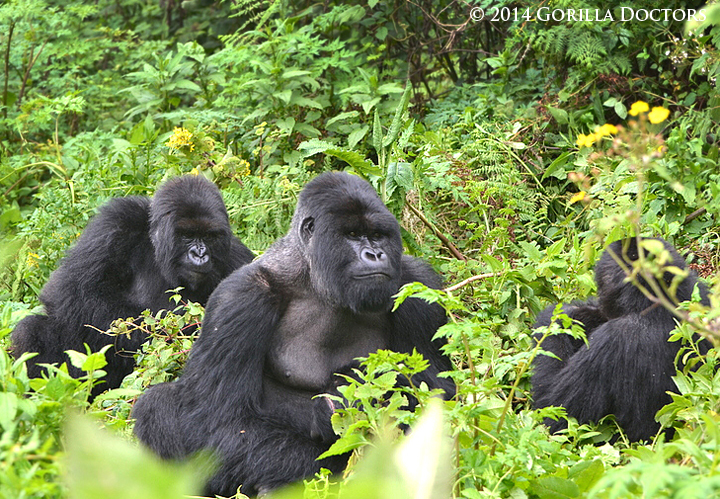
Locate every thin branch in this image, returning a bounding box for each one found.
[3,21,14,121]
[683,207,707,225]
[17,40,47,107]
[405,201,466,261]
[444,273,498,292]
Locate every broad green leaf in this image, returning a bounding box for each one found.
[548,107,568,125]
[531,476,580,499]
[383,84,412,148]
[65,414,203,499]
[325,149,382,176]
[0,392,18,431]
[348,125,369,149]
[327,111,360,127]
[298,138,334,157]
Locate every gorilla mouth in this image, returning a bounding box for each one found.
[353,272,392,280]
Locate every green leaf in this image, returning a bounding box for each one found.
[362,96,382,114]
[531,476,581,499]
[542,151,572,180]
[275,89,293,104]
[298,138,334,157]
[569,459,605,492]
[65,414,203,499]
[385,161,413,199]
[372,109,383,153]
[0,392,18,431]
[318,431,368,459]
[347,125,369,149]
[518,241,544,261]
[325,149,382,176]
[614,101,627,119]
[547,107,568,125]
[173,79,202,92]
[383,84,412,148]
[290,96,325,110]
[281,70,311,79]
[326,111,360,127]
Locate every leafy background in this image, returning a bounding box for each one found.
[1,0,720,497]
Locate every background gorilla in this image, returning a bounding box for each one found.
[12,175,254,393]
[532,237,711,442]
[133,171,455,496]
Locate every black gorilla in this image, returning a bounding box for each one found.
[532,237,711,442]
[133,171,455,496]
[12,175,254,393]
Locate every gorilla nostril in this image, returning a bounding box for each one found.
[362,249,386,264]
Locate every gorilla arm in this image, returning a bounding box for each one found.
[132,264,284,458]
[532,300,607,402]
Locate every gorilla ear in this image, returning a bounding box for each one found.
[300,217,315,245]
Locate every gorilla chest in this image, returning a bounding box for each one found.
[267,298,389,392]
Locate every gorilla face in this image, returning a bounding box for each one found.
[295,174,403,314]
[172,218,232,291]
[150,176,234,292]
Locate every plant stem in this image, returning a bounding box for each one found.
[406,201,466,260]
[2,22,14,123]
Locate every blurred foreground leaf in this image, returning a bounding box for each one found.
[275,400,452,499]
[64,414,203,499]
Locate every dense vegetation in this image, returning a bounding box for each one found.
[2,0,720,497]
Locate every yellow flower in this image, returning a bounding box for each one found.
[569,191,586,205]
[628,101,650,116]
[576,133,596,148]
[648,106,670,124]
[595,123,618,137]
[26,252,40,268]
[189,168,199,175]
[165,127,195,151]
[237,159,251,176]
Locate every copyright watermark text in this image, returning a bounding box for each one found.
[470,7,706,23]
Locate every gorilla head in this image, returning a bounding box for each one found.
[150,175,237,296]
[595,237,695,319]
[291,173,403,314]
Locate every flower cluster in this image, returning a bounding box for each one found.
[576,123,619,148]
[576,101,670,149]
[26,252,40,268]
[165,127,195,151]
[628,100,670,124]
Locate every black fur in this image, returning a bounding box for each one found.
[12,175,254,393]
[133,172,455,496]
[531,237,711,441]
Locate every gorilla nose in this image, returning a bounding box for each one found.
[189,245,209,265]
[361,248,387,266]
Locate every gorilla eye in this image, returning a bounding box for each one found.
[348,231,358,238]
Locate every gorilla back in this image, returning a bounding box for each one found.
[133,171,455,496]
[12,175,254,393]
[531,237,711,442]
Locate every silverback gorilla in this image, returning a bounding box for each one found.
[133,171,455,496]
[12,175,254,393]
[532,237,711,441]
